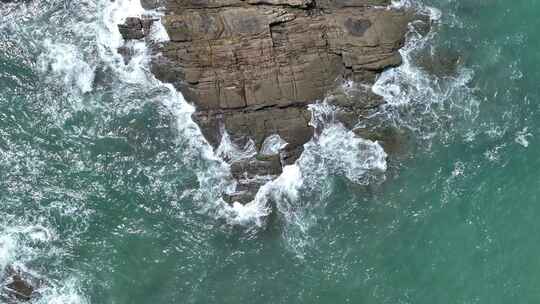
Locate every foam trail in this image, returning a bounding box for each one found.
[241,101,389,253]
[0,224,55,267]
[216,131,257,162]
[36,278,89,304]
[307,124,387,184]
[372,5,443,107]
[260,134,288,157]
[258,1,455,251]
[0,231,18,275]
[38,40,95,94]
[515,127,532,148]
[219,164,303,227]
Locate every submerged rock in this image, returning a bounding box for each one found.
[119,0,426,204]
[415,46,463,78]
[5,276,33,301]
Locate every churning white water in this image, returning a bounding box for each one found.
[372,3,478,145]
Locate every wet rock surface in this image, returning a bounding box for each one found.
[119,0,425,203]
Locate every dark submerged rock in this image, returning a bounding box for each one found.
[118,17,155,40]
[415,46,463,78]
[1,266,40,303]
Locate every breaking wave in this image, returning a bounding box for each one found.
[373,3,479,145]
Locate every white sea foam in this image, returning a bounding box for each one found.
[484,144,506,162]
[38,40,96,94]
[260,134,288,156]
[303,102,388,184]
[515,127,532,148]
[390,0,414,9]
[149,19,170,43]
[217,131,257,162]
[0,224,55,265]
[225,200,271,227]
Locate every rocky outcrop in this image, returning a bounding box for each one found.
[119,0,421,203]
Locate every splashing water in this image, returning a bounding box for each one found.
[373,3,479,146]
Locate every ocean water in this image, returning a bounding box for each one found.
[0,0,538,303]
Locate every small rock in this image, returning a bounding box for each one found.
[1,266,38,303]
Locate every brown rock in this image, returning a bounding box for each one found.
[120,0,421,204]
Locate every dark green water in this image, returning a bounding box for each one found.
[1,0,539,303]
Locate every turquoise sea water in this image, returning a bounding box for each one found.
[1,0,539,303]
